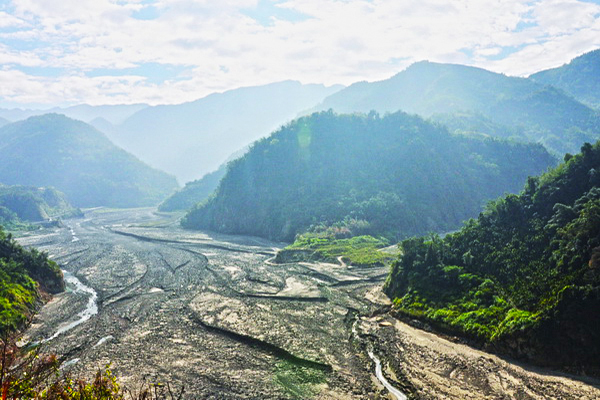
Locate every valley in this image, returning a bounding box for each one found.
[17,208,600,399]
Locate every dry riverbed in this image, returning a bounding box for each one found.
[17,208,600,399]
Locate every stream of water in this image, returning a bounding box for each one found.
[41,270,98,343]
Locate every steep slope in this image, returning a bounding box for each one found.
[113,81,343,182]
[0,185,82,225]
[384,142,600,370]
[0,226,64,334]
[0,114,178,208]
[183,111,556,241]
[315,61,600,155]
[159,164,227,212]
[530,49,600,109]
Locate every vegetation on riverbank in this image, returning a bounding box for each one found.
[0,226,64,335]
[0,185,82,230]
[384,142,600,368]
[279,226,393,267]
[0,338,184,399]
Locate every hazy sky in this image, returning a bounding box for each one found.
[1,0,599,108]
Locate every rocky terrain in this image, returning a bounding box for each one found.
[17,208,600,399]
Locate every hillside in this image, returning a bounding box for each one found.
[384,142,600,370]
[0,226,64,334]
[530,49,600,109]
[112,81,343,182]
[314,61,600,156]
[0,114,178,208]
[182,111,556,241]
[0,185,82,228]
[159,163,227,212]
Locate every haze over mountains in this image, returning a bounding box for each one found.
[0,49,598,213]
[0,114,178,208]
[313,61,600,157]
[183,111,556,241]
[0,185,81,228]
[530,49,600,109]
[0,104,147,126]
[105,81,343,183]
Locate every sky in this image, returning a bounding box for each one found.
[0,0,599,108]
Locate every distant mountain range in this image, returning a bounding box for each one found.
[1,49,598,188]
[0,114,178,208]
[105,81,343,183]
[530,49,600,109]
[0,104,147,125]
[313,60,600,157]
[183,110,557,241]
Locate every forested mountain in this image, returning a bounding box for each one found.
[0,104,148,125]
[0,226,64,334]
[384,142,600,369]
[530,49,600,109]
[314,61,600,156]
[183,111,556,241]
[159,163,227,212]
[0,185,82,228]
[111,81,343,183]
[0,114,178,208]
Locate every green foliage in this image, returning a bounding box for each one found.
[531,49,600,109]
[0,225,64,335]
[317,60,600,156]
[0,184,82,228]
[183,110,555,241]
[273,360,326,399]
[287,232,392,267]
[0,339,184,399]
[0,114,178,208]
[159,164,226,211]
[385,141,600,367]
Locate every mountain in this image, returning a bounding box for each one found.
[182,110,556,241]
[0,114,178,208]
[314,61,600,156]
[111,81,344,183]
[530,49,600,109]
[0,117,8,128]
[159,163,227,212]
[0,185,82,227]
[384,141,600,370]
[0,104,148,125]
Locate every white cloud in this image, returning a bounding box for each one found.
[0,0,599,106]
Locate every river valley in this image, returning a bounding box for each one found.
[17,208,600,399]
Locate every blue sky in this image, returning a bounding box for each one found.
[0,0,599,108]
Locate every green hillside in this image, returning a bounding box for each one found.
[315,61,600,156]
[531,49,600,109]
[159,164,227,212]
[384,142,600,369]
[0,185,82,228]
[0,226,64,334]
[183,111,556,242]
[0,114,179,208]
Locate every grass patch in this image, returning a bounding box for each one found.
[287,234,394,267]
[273,360,327,399]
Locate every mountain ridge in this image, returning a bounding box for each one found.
[0,114,178,208]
